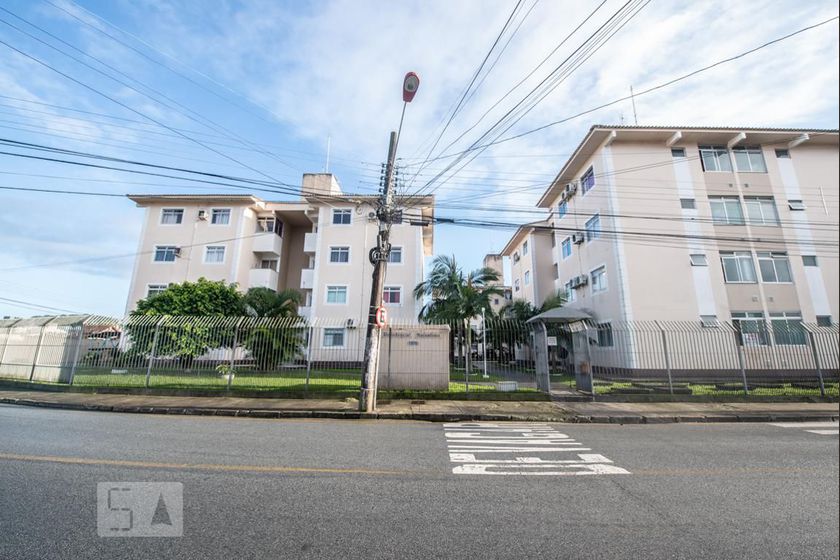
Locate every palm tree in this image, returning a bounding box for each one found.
[241,287,304,370]
[414,255,503,374]
[243,287,302,317]
[500,291,567,363]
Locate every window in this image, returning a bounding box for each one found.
[329,246,350,263]
[744,197,779,225]
[680,198,696,210]
[512,252,520,263]
[524,270,531,285]
[775,149,790,158]
[732,311,769,346]
[580,167,595,194]
[259,259,278,270]
[709,196,744,224]
[332,209,352,225]
[771,311,806,345]
[596,323,613,347]
[552,263,559,280]
[671,147,686,158]
[388,247,403,263]
[802,255,818,267]
[160,208,183,224]
[557,201,567,219]
[514,279,520,292]
[146,284,168,298]
[561,237,572,259]
[699,146,732,172]
[153,246,178,262]
[522,241,529,255]
[383,286,402,306]
[591,266,607,293]
[731,146,767,173]
[323,328,345,347]
[720,251,757,283]
[564,280,577,303]
[257,217,281,235]
[690,254,708,266]
[494,298,500,306]
[816,316,833,327]
[204,246,225,263]
[788,200,805,211]
[211,209,231,225]
[757,252,792,283]
[326,286,347,304]
[700,315,719,328]
[585,214,601,242]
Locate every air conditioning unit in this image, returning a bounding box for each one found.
[197,210,208,221]
[513,252,520,263]
[576,274,589,286]
[572,232,585,244]
[563,182,577,199]
[368,211,377,222]
[173,247,182,257]
[346,318,356,329]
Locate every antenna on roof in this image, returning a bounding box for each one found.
[324,135,331,173]
[630,85,638,125]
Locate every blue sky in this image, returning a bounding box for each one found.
[0,0,837,318]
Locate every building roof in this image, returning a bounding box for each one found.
[128,194,263,205]
[536,124,840,208]
[500,219,551,256]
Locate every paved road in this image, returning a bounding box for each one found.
[1,404,837,560]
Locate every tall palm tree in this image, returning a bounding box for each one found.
[414,255,503,373]
[243,287,302,317]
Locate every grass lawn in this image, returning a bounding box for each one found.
[594,380,840,397]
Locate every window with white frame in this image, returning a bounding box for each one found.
[585,214,601,242]
[564,280,576,303]
[580,167,595,194]
[514,279,520,292]
[775,149,790,158]
[709,196,745,224]
[591,266,607,293]
[788,199,805,211]
[802,255,818,267]
[325,285,347,304]
[160,208,184,224]
[557,201,567,219]
[388,247,403,263]
[680,198,696,210]
[332,209,352,225]
[146,284,168,298]
[757,251,792,283]
[257,217,280,234]
[524,270,531,285]
[204,246,225,263]
[323,328,345,347]
[690,254,708,266]
[732,311,769,346]
[720,251,756,283]
[744,197,780,225]
[731,146,767,173]
[153,246,178,262]
[329,246,350,263]
[259,259,277,270]
[671,147,686,158]
[596,322,613,347]
[522,241,529,255]
[211,208,231,225]
[699,146,732,172]
[383,286,402,306]
[561,237,572,259]
[770,311,806,345]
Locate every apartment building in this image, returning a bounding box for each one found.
[482,253,513,314]
[126,174,435,339]
[522,125,839,337]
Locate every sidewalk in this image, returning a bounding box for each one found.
[1,390,837,423]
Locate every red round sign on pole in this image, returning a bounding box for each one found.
[375,306,388,328]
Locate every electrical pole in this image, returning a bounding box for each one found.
[359,72,420,413]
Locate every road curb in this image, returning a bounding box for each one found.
[1,397,837,424]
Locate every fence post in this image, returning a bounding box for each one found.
[805,328,826,398]
[655,321,674,396]
[227,319,242,391]
[732,325,749,395]
[145,319,162,388]
[482,309,488,379]
[305,325,314,391]
[29,318,54,382]
[67,324,86,385]
[463,321,469,394]
[0,319,20,372]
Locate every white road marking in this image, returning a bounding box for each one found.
[804,429,839,435]
[769,421,839,437]
[444,422,629,476]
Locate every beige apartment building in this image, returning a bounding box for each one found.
[501,125,839,336]
[482,253,513,315]
[126,174,435,344]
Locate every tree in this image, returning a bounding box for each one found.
[413,255,503,374]
[500,290,568,366]
[243,287,302,318]
[241,288,305,370]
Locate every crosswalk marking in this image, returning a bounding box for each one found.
[769,421,839,437]
[804,429,839,435]
[444,422,629,476]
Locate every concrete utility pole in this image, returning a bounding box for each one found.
[359,72,420,413]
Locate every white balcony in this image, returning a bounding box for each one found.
[248,267,279,289]
[252,232,282,256]
[300,268,314,290]
[303,232,317,253]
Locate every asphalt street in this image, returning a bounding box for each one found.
[0,404,837,560]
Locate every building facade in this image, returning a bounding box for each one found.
[482,253,513,315]
[499,221,557,309]
[126,174,435,341]
[529,125,838,335]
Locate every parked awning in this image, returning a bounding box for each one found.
[526,307,593,324]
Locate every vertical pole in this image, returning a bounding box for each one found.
[0,319,19,373]
[656,321,674,396]
[360,130,399,413]
[806,329,826,398]
[68,324,86,385]
[463,321,469,394]
[145,320,162,389]
[482,308,488,379]
[29,319,53,382]
[733,327,749,395]
[227,320,241,390]
[584,325,595,400]
[305,326,314,391]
